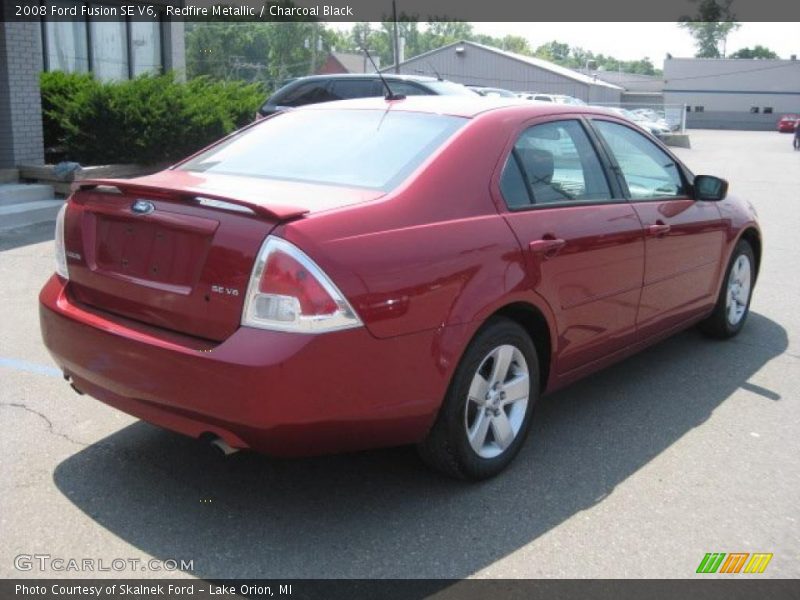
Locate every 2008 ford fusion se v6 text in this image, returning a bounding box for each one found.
[39,96,761,479]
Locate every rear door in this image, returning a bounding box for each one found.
[589,118,725,337]
[496,117,645,375]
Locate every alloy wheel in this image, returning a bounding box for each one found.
[464,344,530,459]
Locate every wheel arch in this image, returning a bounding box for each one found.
[739,227,762,280]
[490,302,553,392]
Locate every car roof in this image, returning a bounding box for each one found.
[293,95,610,119]
[285,73,441,83]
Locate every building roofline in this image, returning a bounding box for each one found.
[390,40,624,90]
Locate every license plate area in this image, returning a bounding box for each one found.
[91,213,214,293]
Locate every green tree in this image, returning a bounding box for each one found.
[729,45,779,59]
[185,22,327,87]
[533,41,571,62]
[678,0,740,57]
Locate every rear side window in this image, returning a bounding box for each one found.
[499,119,612,208]
[329,79,381,100]
[592,120,686,200]
[181,109,466,191]
[276,81,336,106]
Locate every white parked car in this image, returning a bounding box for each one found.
[603,107,671,137]
[517,93,586,106]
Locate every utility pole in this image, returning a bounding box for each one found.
[392,0,400,73]
[309,27,319,74]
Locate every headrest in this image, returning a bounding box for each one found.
[518,147,554,185]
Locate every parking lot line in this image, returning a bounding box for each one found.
[0,356,61,377]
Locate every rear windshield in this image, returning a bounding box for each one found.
[181,109,466,191]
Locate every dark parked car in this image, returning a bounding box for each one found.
[256,73,477,118]
[42,97,761,480]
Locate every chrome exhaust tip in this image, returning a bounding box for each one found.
[210,437,240,456]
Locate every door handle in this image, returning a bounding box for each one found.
[647,223,671,237]
[529,238,566,259]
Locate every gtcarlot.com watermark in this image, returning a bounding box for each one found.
[14,554,194,573]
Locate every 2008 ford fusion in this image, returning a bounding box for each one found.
[39,96,761,479]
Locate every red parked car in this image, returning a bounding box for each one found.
[40,97,761,479]
[777,114,799,132]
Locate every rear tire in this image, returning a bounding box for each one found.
[418,317,539,480]
[699,239,755,339]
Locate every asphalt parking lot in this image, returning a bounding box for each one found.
[0,129,798,579]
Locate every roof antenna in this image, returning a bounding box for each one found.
[361,47,405,101]
[427,61,443,81]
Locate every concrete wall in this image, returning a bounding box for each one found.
[685,111,787,131]
[621,92,665,108]
[0,22,44,169]
[665,90,800,114]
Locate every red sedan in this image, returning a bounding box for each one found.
[39,97,761,479]
[777,114,799,132]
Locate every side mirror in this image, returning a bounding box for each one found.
[694,175,728,201]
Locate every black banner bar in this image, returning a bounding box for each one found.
[2,579,800,600]
[3,0,800,22]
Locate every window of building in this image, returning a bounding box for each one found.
[90,18,128,81]
[44,2,88,73]
[43,4,164,80]
[694,106,704,112]
[130,20,163,77]
[764,107,773,114]
[750,106,760,113]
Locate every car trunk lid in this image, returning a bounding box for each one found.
[63,172,383,341]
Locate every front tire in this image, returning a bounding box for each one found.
[700,239,756,339]
[418,317,539,480]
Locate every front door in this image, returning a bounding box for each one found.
[590,119,726,337]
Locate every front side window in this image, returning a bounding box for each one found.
[181,109,466,191]
[593,120,686,201]
[499,119,612,208]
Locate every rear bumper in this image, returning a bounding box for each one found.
[39,275,454,456]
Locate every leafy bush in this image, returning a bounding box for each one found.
[40,72,266,165]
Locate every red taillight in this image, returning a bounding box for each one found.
[242,236,362,333]
[259,250,338,315]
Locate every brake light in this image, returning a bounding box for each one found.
[241,236,362,333]
[54,203,69,280]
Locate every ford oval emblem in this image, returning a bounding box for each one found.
[131,199,155,215]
